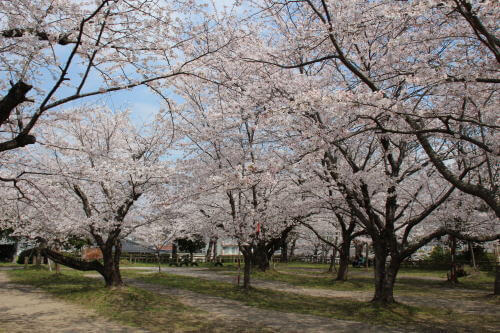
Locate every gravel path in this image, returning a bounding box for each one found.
[0,272,144,333]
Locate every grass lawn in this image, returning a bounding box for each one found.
[206,263,495,294]
[131,271,500,333]
[5,267,273,333]
[0,262,22,267]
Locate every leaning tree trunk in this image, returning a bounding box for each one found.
[336,238,351,281]
[205,240,214,263]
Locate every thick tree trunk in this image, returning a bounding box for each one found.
[212,239,218,262]
[100,238,123,288]
[41,247,106,281]
[242,249,252,289]
[448,236,458,284]
[336,239,351,281]
[253,243,270,271]
[372,248,400,304]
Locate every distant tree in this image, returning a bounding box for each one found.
[176,235,206,263]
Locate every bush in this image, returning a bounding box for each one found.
[456,245,494,271]
[413,244,495,271]
[424,245,451,267]
[0,244,16,262]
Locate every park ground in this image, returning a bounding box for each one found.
[0,262,498,332]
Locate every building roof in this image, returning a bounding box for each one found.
[121,239,168,254]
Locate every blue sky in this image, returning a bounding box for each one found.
[29,0,251,126]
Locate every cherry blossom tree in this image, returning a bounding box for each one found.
[0,0,232,153]
[245,0,498,216]
[5,106,174,287]
[171,56,304,287]
[230,0,499,302]
[133,214,183,272]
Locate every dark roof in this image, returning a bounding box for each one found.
[121,239,159,253]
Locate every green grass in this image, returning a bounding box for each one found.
[6,267,273,332]
[0,262,22,267]
[132,271,499,333]
[206,263,494,295]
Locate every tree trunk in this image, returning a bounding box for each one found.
[468,241,477,270]
[12,242,18,263]
[365,243,369,268]
[205,240,214,263]
[494,263,500,295]
[156,251,162,273]
[289,238,296,259]
[494,243,499,295]
[336,238,351,281]
[448,236,458,284]
[35,248,42,266]
[372,246,400,304]
[329,250,337,273]
[100,239,123,288]
[212,239,218,262]
[281,238,288,263]
[253,243,270,272]
[354,241,363,259]
[328,237,338,273]
[53,246,61,274]
[242,248,252,289]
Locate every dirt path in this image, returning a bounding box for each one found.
[128,279,400,333]
[0,272,144,333]
[125,267,499,316]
